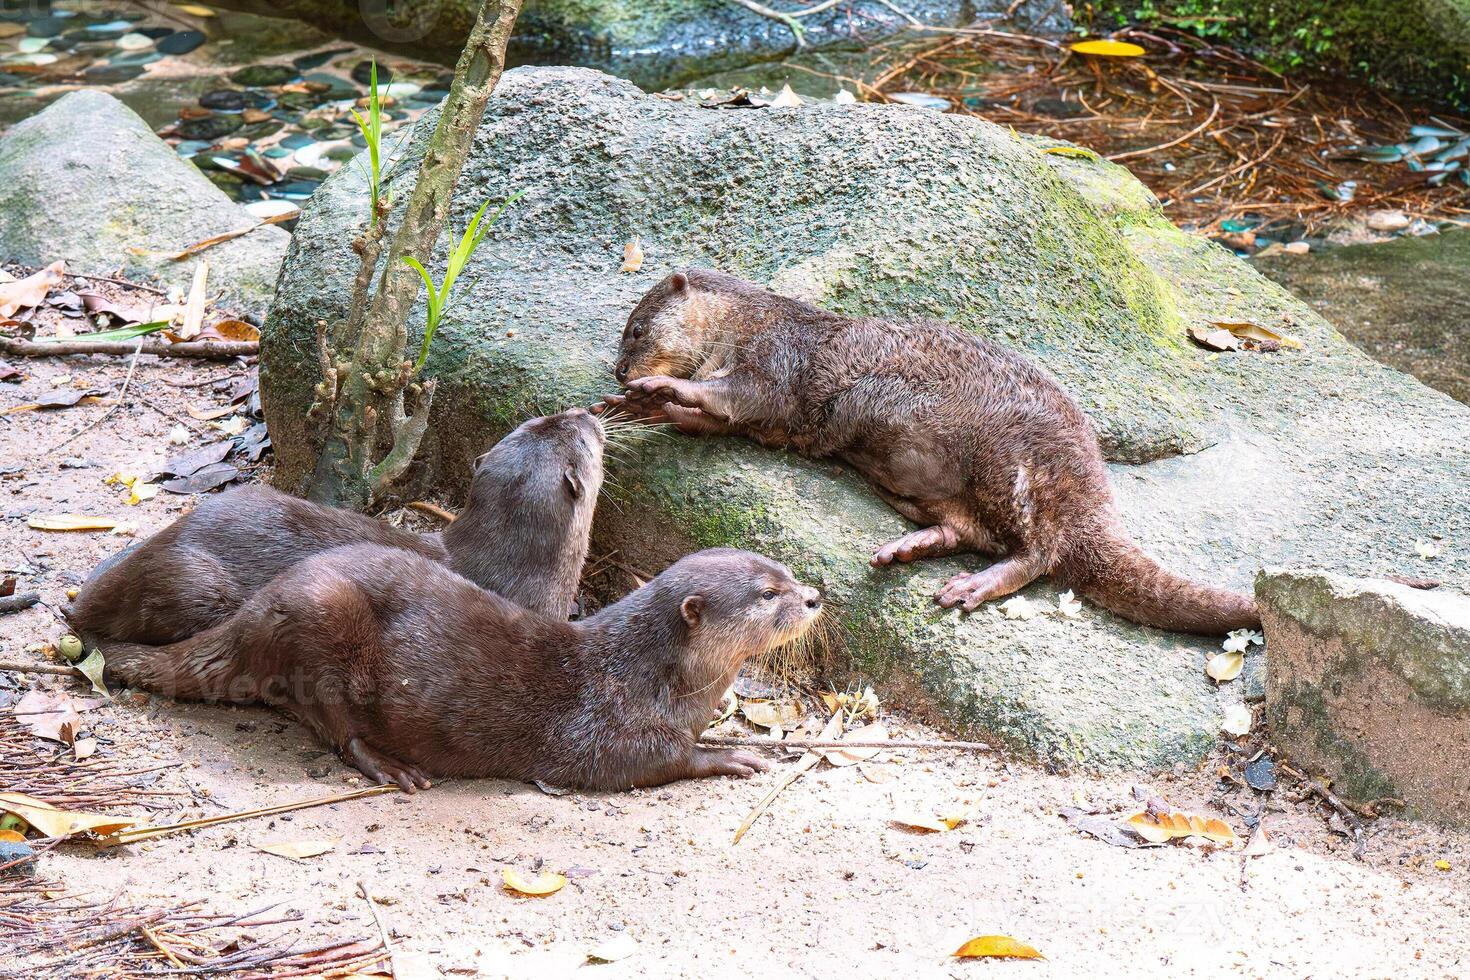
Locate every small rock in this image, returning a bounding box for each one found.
[230,64,297,88]
[199,89,247,111]
[156,29,205,55]
[178,114,243,142]
[1366,209,1411,233]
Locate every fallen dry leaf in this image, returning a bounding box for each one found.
[740,699,804,732]
[1222,703,1253,736]
[1126,810,1238,846]
[195,318,260,342]
[188,402,242,421]
[73,737,98,760]
[27,513,122,532]
[0,791,140,839]
[999,596,1038,620]
[821,722,888,767]
[769,83,802,108]
[74,649,109,698]
[953,935,1045,960]
[502,868,567,896]
[0,829,25,844]
[2,387,109,413]
[0,261,64,317]
[1206,652,1244,682]
[587,932,638,963]
[176,261,209,340]
[14,690,81,743]
[256,838,338,860]
[891,804,970,833]
[620,238,644,273]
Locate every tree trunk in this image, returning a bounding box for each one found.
[305,0,525,508]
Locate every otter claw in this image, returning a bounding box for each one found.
[346,736,432,793]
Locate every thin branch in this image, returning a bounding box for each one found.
[701,736,991,751]
[0,337,256,361]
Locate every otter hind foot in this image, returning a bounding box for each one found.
[344,736,432,793]
[693,747,769,780]
[936,556,1043,612]
[871,525,961,567]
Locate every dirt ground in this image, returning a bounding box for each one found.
[4,349,1470,980]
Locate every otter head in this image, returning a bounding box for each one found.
[451,407,606,552]
[664,548,822,678]
[614,270,718,384]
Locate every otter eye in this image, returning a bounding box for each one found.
[631,323,644,339]
[762,589,777,601]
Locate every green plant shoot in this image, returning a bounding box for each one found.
[403,191,524,371]
[350,61,384,221]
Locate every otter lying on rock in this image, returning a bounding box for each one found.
[101,545,822,791]
[600,269,1259,635]
[69,408,604,644]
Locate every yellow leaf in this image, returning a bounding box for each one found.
[620,237,644,273]
[256,838,338,860]
[127,483,159,506]
[1207,320,1305,350]
[821,722,888,767]
[1041,145,1101,161]
[27,513,120,532]
[502,868,567,896]
[953,935,1045,960]
[0,792,140,839]
[0,829,25,843]
[174,3,217,15]
[1206,652,1244,682]
[1434,859,1451,871]
[891,804,969,833]
[1126,810,1238,846]
[1070,39,1147,57]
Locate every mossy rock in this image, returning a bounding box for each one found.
[0,91,287,318]
[263,67,1470,769]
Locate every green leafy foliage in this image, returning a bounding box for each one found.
[350,61,385,222]
[403,192,524,370]
[33,320,170,344]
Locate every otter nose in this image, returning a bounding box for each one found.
[615,359,630,381]
[803,588,822,610]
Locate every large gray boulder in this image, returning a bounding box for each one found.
[262,67,1470,769]
[0,90,287,319]
[1259,569,1470,826]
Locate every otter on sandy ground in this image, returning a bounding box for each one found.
[101,545,822,791]
[68,408,604,645]
[599,269,1259,635]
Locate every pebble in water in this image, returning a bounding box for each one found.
[156,29,205,55]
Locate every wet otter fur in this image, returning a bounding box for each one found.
[600,269,1259,635]
[101,545,823,792]
[68,408,604,645]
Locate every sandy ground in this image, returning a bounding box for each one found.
[4,348,1470,980]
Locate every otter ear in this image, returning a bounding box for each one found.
[680,595,704,627]
[563,468,583,499]
[669,271,689,294]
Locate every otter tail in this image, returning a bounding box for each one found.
[1066,532,1260,636]
[103,625,257,703]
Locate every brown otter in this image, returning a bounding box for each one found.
[598,269,1259,635]
[100,545,822,792]
[68,408,604,645]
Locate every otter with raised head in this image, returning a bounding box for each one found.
[600,269,1259,635]
[68,408,604,645]
[101,546,822,791]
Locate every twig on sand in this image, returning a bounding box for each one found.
[732,711,843,845]
[1107,98,1220,162]
[0,336,257,361]
[95,784,398,848]
[0,659,83,678]
[42,337,144,455]
[701,735,991,752]
[406,501,457,523]
[0,592,42,614]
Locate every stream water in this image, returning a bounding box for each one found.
[0,1,1465,403]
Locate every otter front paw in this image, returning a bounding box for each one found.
[625,375,698,408]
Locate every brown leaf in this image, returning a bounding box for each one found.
[195,318,260,342]
[0,261,64,318]
[1187,324,1240,352]
[820,722,888,766]
[176,261,209,341]
[620,237,645,273]
[14,690,81,744]
[1126,809,1239,846]
[187,402,242,421]
[2,387,109,413]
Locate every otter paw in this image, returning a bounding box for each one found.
[700,748,770,779]
[935,572,1004,613]
[625,375,694,407]
[871,526,959,567]
[345,737,433,793]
